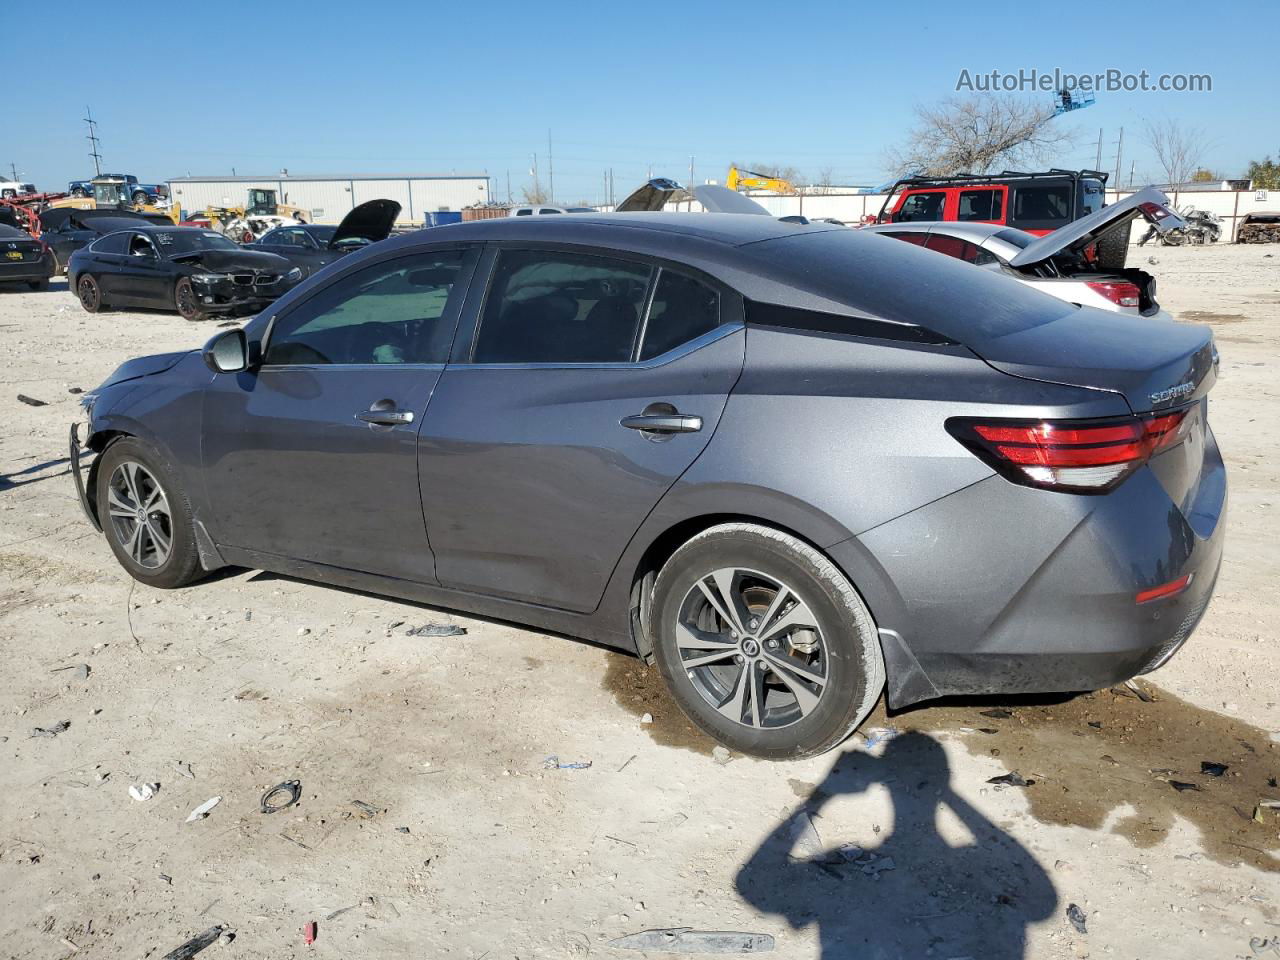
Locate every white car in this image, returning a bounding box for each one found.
[861,188,1185,319]
[0,180,36,200]
[509,204,597,216]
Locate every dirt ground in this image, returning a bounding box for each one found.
[1,243,1277,960]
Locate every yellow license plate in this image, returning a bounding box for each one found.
[5,251,22,260]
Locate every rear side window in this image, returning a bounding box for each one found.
[514,208,532,216]
[538,208,562,215]
[266,250,466,365]
[896,192,945,222]
[881,231,929,246]
[90,232,129,254]
[923,233,997,265]
[1011,185,1072,228]
[473,250,651,363]
[957,189,1003,222]
[639,271,720,360]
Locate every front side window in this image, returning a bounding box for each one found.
[924,233,997,265]
[129,234,158,257]
[473,250,651,363]
[639,270,720,360]
[896,191,945,222]
[265,250,467,366]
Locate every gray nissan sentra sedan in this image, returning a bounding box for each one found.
[70,212,1225,759]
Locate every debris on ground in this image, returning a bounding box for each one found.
[1251,936,1280,956]
[1200,761,1229,777]
[217,930,235,947]
[711,746,733,765]
[1169,780,1201,793]
[68,387,84,394]
[862,727,899,750]
[52,664,90,681]
[30,720,71,738]
[1066,903,1088,934]
[349,800,382,820]
[129,783,159,802]
[260,780,301,813]
[395,826,411,834]
[303,921,318,945]
[979,708,1013,719]
[405,623,467,637]
[17,394,47,407]
[185,796,221,823]
[175,761,195,779]
[786,811,823,860]
[1254,800,1280,823]
[609,928,775,954]
[640,712,653,724]
[1123,678,1155,702]
[159,924,224,959]
[987,772,1035,787]
[543,755,592,770]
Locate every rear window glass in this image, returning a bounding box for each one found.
[957,189,1003,222]
[1011,185,1072,228]
[992,228,1034,249]
[640,271,720,360]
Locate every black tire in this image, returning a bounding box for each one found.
[71,187,87,198]
[28,278,49,291]
[96,438,201,589]
[1095,227,1130,269]
[174,277,204,321]
[132,191,149,205]
[650,523,885,760]
[0,189,14,199]
[77,274,105,312]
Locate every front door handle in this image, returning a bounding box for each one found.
[356,400,415,427]
[621,413,703,434]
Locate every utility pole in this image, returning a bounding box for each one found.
[506,169,511,204]
[1113,126,1124,189]
[8,162,17,182]
[84,106,103,176]
[547,130,554,203]
[1128,160,1135,189]
[1094,128,1103,170]
[608,168,614,207]
[530,153,539,200]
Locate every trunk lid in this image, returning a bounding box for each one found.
[1007,186,1185,269]
[972,307,1217,414]
[330,198,401,248]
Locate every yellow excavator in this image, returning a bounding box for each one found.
[725,165,798,195]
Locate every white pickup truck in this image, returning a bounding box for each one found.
[0,180,37,199]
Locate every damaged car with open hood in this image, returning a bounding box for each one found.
[252,199,402,280]
[68,225,303,321]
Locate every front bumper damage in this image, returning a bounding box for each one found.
[70,423,101,531]
[189,274,297,314]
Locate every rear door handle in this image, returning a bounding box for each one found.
[620,413,703,433]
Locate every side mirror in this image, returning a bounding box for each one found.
[202,328,249,373]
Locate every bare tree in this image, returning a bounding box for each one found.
[886,95,1075,176]
[1142,118,1207,189]
[814,166,836,195]
[520,180,549,205]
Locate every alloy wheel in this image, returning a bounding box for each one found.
[675,567,829,729]
[106,461,173,569]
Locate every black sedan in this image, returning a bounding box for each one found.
[0,223,55,291]
[68,226,302,320]
[253,198,400,279]
[39,208,172,274]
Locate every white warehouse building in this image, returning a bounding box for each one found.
[166,172,491,225]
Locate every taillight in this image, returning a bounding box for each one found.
[1086,281,1141,308]
[946,410,1190,493]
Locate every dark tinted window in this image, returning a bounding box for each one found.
[923,233,998,265]
[265,251,466,366]
[957,189,1002,222]
[1011,185,1071,228]
[882,231,929,245]
[473,250,650,363]
[514,208,532,216]
[896,191,945,221]
[640,271,720,360]
[538,208,562,215]
[91,232,130,254]
[992,227,1035,249]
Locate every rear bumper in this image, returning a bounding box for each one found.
[834,426,1227,707]
[0,255,54,283]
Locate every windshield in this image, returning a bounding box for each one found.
[150,230,242,255]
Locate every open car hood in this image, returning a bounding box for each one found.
[615,178,771,216]
[330,198,401,248]
[1007,186,1185,268]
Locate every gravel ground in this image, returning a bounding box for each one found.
[1,243,1277,960]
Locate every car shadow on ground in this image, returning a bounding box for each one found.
[736,732,1057,959]
[0,457,71,491]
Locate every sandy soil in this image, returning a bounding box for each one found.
[1,244,1277,960]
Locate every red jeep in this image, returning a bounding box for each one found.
[876,169,1109,237]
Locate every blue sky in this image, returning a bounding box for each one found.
[11,0,1274,204]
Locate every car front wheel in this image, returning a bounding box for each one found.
[650,523,885,760]
[96,438,201,589]
[174,277,205,321]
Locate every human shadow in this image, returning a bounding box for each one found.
[736,733,1057,959]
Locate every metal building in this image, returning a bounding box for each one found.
[166,173,491,225]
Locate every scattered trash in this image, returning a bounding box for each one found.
[68,387,84,395]
[786,811,823,860]
[640,712,653,724]
[234,689,268,701]
[711,746,733,765]
[543,755,592,770]
[987,772,1034,787]
[1123,679,1154,702]
[1250,937,1280,957]
[405,623,467,637]
[30,720,71,738]
[1200,761,1229,777]
[17,394,47,407]
[52,664,90,681]
[216,320,238,328]
[160,874,173,885]
[60,937,78,952]
[303,921,318,945]
[130,783,159,802]
[862,727,899,750]
[175,761,195,779]
[1169,780,1200,793]
[261,780,301,813]
[297,627,310,636]
[1087,721,1102,729]
[1147,256,1159,265]
[217,930,235,947]
[618,755,637,773]
[185,797,221,823]
[979,708,1013,719]
[395,826,411,834]
[349,800,381,820]
[1066,903,1088,935]
[160,925,224,960]
[1254,800,1280,823]
[609,928,775,954]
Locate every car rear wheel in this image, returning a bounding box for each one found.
[174,277,205,321]
[96,438,201,589]
[77,275,104,312]
[650,523,885,760]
